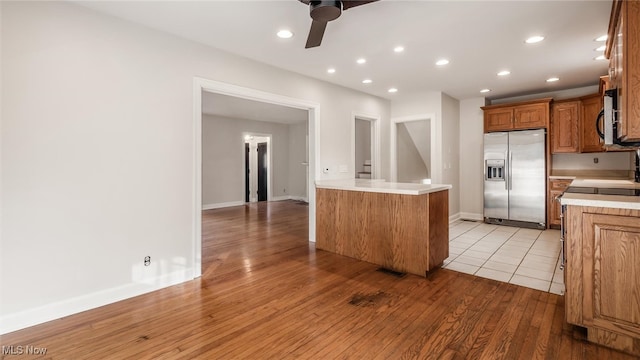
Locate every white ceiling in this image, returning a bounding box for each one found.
[78,0,612,114]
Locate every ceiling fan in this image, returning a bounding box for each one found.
[299,0,379,49]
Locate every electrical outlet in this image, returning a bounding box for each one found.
[593,157,599,164]
[144,256,151,266]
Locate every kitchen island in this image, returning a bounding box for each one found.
[560,179,640,356]
[315,179,452,277]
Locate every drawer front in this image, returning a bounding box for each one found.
[550,179,572,191]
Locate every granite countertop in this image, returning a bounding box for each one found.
[315,179,452,195]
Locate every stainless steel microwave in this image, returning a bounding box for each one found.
[597,89,640,146]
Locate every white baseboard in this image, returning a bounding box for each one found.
[202,201,245,210]
[270,196,290,202]
[449,213,461,223]
[272,195,308,202]
[0,269,194,335]
[203,197,308,209]
[459,212,483,221]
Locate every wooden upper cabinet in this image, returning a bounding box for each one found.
[514,103,548,129]
[580,94,605,152]
[551,101,580,153]
[482,98,551,133]
[606,0,640,142]
[484,108,513,132]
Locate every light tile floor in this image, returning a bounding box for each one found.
[443,219,564,295]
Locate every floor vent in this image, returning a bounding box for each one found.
[376,267,406,278]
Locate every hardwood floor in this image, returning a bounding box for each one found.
[1,200,636,359]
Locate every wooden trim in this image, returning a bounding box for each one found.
[481,97,553,110]
[606,0,623,59]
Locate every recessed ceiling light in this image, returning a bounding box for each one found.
[357,58,367,64]
[480,89,491,93]
[327,68,336,74]
[276,29,293,39]
[436,59,449,66]
[594,55,606,61]
[546,77,560,82]
[394,46,405,53]
[525,35,545,44]
[595,34,608,42]
[595,45,606,51]
[362,79,372,84]
[497,70,511,76]
[388,88,398,93]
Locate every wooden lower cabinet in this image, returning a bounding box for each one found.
[565,205,640,356]
[548,179,572,228]
[316,188,449,277]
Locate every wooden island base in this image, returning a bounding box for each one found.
[316,187,449,277]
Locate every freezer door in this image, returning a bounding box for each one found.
[483,132,508,220]
[508,129,546,224]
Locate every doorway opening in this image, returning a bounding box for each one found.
[244,135,271,202]
[352,113,381,179]
[193,77,320,278]
[391,114,438,184]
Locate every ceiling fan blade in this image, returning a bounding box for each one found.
[342,0,379,10]
[305,20,327,48]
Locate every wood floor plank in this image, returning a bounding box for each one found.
[1,200,638,359]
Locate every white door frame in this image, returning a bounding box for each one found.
[351,112,381,180]
[193,77,320,278]
[390,113,439,183]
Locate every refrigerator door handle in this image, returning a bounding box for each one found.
[504,150,509,190]
[508,150,513,190]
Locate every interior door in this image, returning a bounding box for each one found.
[257,142,267,201]
[245,143,250,203]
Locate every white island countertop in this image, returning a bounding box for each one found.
[560,178,640,210]
[315,179,452,195]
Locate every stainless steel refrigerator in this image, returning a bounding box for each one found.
[484,129,546,229]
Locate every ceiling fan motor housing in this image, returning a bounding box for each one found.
[310,1,342,22]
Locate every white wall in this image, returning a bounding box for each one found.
[0,1,390,333]
[489,85,599,105]
[441,93,461,218]
[552,152,633,171]
[288,122,308,200]
[202,114,302,207]
[459,97,486,220]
